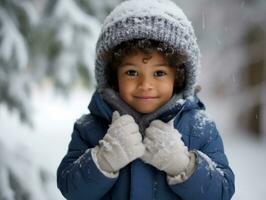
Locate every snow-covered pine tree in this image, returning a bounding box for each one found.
[0,0,39,124]
[0,0,103,199]
[0,0,102,125]
[32,0,101,92]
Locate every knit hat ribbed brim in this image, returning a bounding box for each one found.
[95,0,201,98]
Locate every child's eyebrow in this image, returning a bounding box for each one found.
[153,63,169,67]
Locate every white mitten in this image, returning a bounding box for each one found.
[141,120,194,176]
[93,111,145,173]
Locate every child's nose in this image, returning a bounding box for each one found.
[138,76,154,91]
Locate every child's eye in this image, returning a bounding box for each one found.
[125,70,138,76]
[154,71,166,77]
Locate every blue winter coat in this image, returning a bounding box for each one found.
[57,92,235,200]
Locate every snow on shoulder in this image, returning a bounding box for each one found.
[193,110,213,131]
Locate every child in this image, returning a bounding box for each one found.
[57,0,235,199]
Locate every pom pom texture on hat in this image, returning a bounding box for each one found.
[95,0,201,98]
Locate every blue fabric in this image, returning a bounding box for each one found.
[57,92,235,200]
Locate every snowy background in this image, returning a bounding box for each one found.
[0,0,265,200]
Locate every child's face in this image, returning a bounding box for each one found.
[117,51,176,114]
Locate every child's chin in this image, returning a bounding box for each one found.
[134,107,157,114]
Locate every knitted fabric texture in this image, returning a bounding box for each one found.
[95,0,201,98]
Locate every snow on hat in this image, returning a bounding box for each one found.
[95,0,200,98]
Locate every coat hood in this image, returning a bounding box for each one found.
[94,0,201,98]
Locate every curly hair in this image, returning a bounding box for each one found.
[105,39,187,94]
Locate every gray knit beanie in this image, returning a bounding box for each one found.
[95,0,200,98]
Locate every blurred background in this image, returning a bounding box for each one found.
[0,0,265,199]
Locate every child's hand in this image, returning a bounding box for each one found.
[93,111,145,173]
[141,120,192,176]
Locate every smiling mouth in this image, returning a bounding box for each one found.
[134,96,158,100]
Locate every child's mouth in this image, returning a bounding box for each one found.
[134,96,158,101]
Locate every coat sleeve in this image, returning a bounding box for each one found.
[169,110,235,200]
[57,115,117,200]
